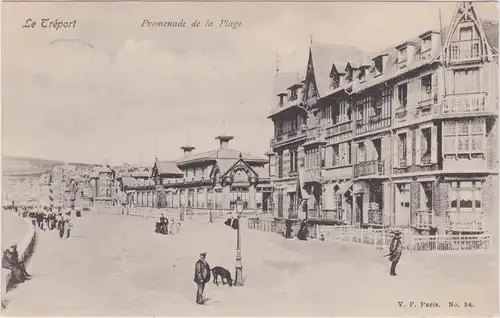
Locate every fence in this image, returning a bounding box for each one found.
[247,220,492,252]
[317,226,492,252]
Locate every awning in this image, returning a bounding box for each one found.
[336,181,353,195]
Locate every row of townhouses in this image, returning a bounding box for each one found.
[267,2,499,235]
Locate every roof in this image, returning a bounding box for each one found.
[121,176,140,187]
[309,44,367,97]
[130,170,151,178]
[176,148,267,166]
[481,20,499,51]
[156,161,183,176]
[274,72,301,96]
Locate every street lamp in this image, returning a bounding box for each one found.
[234,197,245,286]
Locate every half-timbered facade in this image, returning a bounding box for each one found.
[268,1,498,235]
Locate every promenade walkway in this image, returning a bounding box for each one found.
[3,212,498,316]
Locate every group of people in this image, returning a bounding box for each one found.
[2,244,31,288]
[283,219,308,241]
[27,208,73,239]
[155,214,181,235]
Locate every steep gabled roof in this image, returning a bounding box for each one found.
[309,44,367,97]
[481,20,499,51]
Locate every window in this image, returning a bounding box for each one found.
[290,89,298,101]
[345,67,353,82]
[374,57,384,75]
[278,95,284,107]
[421,75,432,101]
[459,26,473,41]
[358,68,366,82]
[420,128,432,164]
[453,68,480,94]
[330,75,339,89]
[398,133,407,167]
[443,119,485,156]
[398,83,408,108]
[230,188,249,209]
[398,48,408,62]
[357,143,366,163]
[333,193,343,211]
[278,152,283,178]
[333,145,340,167]
[422,36,432,52]
[450,181,482,210]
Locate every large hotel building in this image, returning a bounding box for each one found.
[267,2,498,235]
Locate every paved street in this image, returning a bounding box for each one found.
[3,212,498,316]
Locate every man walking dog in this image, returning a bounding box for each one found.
[193,252,211,305]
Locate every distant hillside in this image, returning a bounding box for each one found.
[1,156,97,176]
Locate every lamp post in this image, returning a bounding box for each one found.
[234,197,245,286]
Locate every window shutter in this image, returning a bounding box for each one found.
[393,135,399,168]
[415,129,422,165]
[431,125,438,163]
[432,72,439,103]
[283,150,290,176]
[406,131,413,166]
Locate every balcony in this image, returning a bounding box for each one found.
[414,209,435,229]
[325,121,352,137]
[442,93,487,115]
[354,160,386,178]
[304,168,322,183]
[355,116,391,135]
[445,211,485,232]
[367,209,383,225]
[270,129,307,147]
[448,39,481,63]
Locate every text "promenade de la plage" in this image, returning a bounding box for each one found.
[141,19,243,30]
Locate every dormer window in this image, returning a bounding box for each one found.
[290,88,298,101]
[421,36,431,52]
[358,68,366,82]
[398,48,407,62]
[374,57,383,76]
[330,74,340,89]
[278,94,285,107]
[345,67,353,83]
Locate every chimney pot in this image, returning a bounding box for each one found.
[181,145,195,157]
[215,135,234,150]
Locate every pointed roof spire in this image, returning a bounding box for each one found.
[276,53,280,76]
[310,32,313,45]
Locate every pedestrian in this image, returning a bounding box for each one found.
[389,230,403,276]
[193,252,211,305]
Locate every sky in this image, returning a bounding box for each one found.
[1,1,498,166]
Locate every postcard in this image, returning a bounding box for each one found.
[1,0,499,316]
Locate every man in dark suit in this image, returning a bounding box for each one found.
[389,230,403,276]
[193,252,211,305]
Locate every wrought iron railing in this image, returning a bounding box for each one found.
[325,121,352,137]
[354,160,385,177]
[445,211,485,232]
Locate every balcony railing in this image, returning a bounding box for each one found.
[325,121,352,137]
[448,39,481,62]
[355,116,391,135]
[354,160,385,178]
[367,209,383,225]
[414,209,434,228]
[442,93,487,114]
[446,211,485,232]
[271,129,307,147]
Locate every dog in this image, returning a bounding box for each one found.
[211,266,233,286]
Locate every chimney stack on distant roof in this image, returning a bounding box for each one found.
[181,145,195,157]
[215,135,233,150]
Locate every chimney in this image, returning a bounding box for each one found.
[215,135,233,150]
[180,145,195,157]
